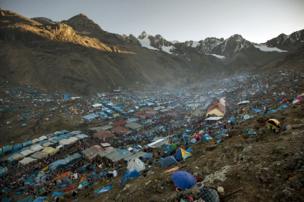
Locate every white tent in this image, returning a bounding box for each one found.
[30,144,44,152]
[127,158,145,172]
[237,100,250,105]
[10,153,24,161]
[205,116,223,121]
[76,134,88,139]
[147,137,168,148]
[92,103,102,108]
[59,137,78,145]
[32,138,40,143]
[19,157,36,165]
[20,149,35,157]
[38,136,47,141]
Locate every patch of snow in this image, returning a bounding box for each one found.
[161,45,175,54]
[185,41,200,48]
[208,54,226,59]
[171,40,180,44]
[138,36,158,51]
[254,44,287,52]
[190,41,200,48]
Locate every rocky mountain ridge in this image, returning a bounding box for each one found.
[0,9,303,94]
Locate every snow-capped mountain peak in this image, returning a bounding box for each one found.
[137,31,175,54]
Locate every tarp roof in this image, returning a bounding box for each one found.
[94,131,114,140]
[59,137,78,145]
[111,126,130,135]
[20,149,35,157]
[19,157,36,165]
[49,153,81,171]
[30,144,44,152]
[237,100,250,105]
[147,137,168,148]
[125,122,143,131]
[8,153,24,162]
[76,134,88,139]
[100,143,111,147]
[104,149,131,162]
[31,151,48,160]
[42,147,58,155]
[82,145,104,160]
[205,116,223,121]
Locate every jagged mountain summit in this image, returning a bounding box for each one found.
[0,9,303,94]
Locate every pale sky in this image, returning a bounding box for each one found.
[1,0,303,43]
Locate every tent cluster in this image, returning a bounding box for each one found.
[2,130,88,166]
[160,147,192,168]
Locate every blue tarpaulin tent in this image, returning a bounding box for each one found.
[83,113,99,122]
[277,104,288,111]
[120,170,140,186]
[52,191,64,198]
[95,184,113,194]
[171,171,196,190]
[49,153,82,171]
[63,93,71,101]
[22,140,32,147]
[202,134,213,142]
[160,156,177,168]
[142,152,153,160]
[2,145,13,153]
[228,116,236,125]
[252,108,263,113]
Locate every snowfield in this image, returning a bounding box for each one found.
[209,53,226,59]
[161,45,175,54]
[138,36,158,51]
[254,44,287,52]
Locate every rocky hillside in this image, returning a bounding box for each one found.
[0,9,303,94]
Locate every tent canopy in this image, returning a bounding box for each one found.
[205,116,223,121]
[19,157,37,165]
[171,171,196,190]
[82,145,104,160]
[175,148,191,161]
[127,158,145,172]
[160,156,177,168]
[268,119,280,127]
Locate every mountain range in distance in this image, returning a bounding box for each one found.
[0,9,303,94]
